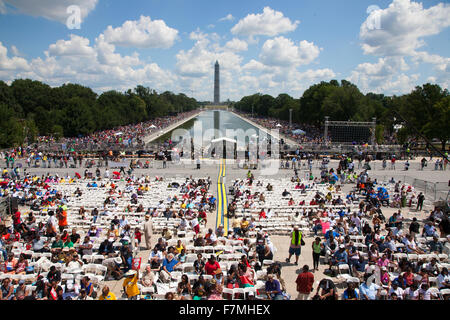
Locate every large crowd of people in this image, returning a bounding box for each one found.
[0,108,448,301]
[5,110,200,161]
[0,150,447,301]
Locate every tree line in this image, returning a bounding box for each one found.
[231,80,449,150]
[0,80,200,148]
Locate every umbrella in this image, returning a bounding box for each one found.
[276,123,282,127]
[292,129,305,135]
[75,173,81,179]
[113,171,120,176]
[149,124,157,129]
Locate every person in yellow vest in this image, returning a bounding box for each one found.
[286,226,303,265]
[98,285,116,300]
[123,269,140,299]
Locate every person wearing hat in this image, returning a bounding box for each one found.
[122,269,140,299]
[286,226,303,265]
[380,266,391,287]
[389,280,405,299]
[66,252,84,271]
[57,206,68,233]
[102,256,123,280]
[143,214,153,250]
[329,244,348,274]
[13,280,28,300]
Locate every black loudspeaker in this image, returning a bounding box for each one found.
[10,197,18,212]
[6,197,19,215]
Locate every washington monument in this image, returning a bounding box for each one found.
[214,60,220,104]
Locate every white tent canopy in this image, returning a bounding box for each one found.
[210,137,237,144]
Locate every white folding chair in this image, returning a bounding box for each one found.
[222,287,234,300]
[233,288,245,300]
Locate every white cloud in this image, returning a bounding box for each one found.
[352,0,450,93]
[95,34,141,67]
[242,59,267,72]
[0,41,29,71]
[48,34,96,57]
[259,37,320,67]
[348,57,419,94]
[225,38,248,52]
[10,45,21,56]
[360,0,450,57]
[175,34,243,78]
[412,51,450,72]
[231,7,299,39]
[102,15,179,49]
[0,33,177,94]
[0,0,98,24]
[219,14,234,22]
[0,1,6,14]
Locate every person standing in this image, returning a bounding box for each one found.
[421,158,427,170]
[295,265,314,300]
[57,207,68,233]
[143,214,153,250]
[417,192,425,211]
[311,237,323,271]
[286,226,303,265]
[409,217,420,238]
[122,270,140,300]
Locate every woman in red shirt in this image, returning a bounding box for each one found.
[205,255,222,280]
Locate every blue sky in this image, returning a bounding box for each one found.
[0,0,449,101]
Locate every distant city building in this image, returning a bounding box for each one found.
[214,60,220,104]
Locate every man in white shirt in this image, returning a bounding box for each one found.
[66,254,84,270]
[404,234,425,254]
[404,283,419,300]
[418,283,436,300]
[351,213,361,231]
[389,281,404,300]
[205,228,217,246]
[190,215,200,234]
[385,236,397,253]
[329,216,337,229]
[157,200,165,210]
[119,215,129,229]
[148,247,164,266]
